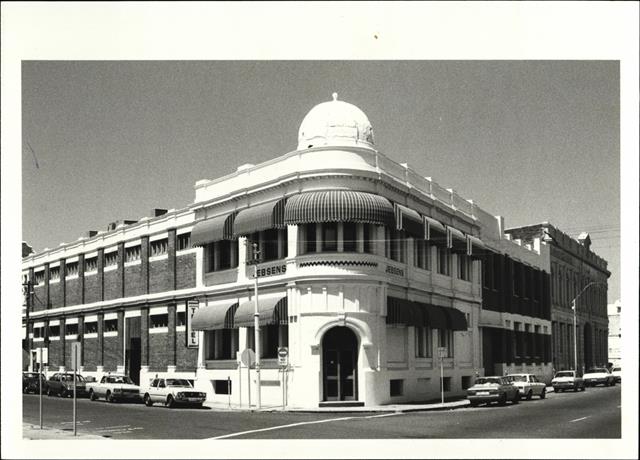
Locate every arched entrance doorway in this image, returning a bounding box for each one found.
[322,326,358,401]
[583,322,593,370]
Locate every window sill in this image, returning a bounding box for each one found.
[149,327,168,334]
[149,254,168,262]
[205,360,239,370]
[103,331,118,338]
[84,270,98,277]
[124,260,141,267]
[65,275,79,281]
[104,265,117,273]
[84,333,98,339]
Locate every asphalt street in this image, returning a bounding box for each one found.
[23,385,620,439]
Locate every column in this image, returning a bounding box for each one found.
[117,242,125,298]
[356,223,364,253]
[315,223,323,253]
[140,307,149,372]
[78,253,85,305]
[287,225,299,258]
[141,235,150,294]
[60,259,67,307]
[167,303,177,373]
[168,228,177,290]
[78,316,85,372]
[117,310,125,373]
[337,222,344,252]
[375,225,385,257]
[59,317,66,371]
[97,248,105,301]
[96,312,104,373]
[44,262,50,309]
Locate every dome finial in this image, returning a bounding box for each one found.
[332,92,338,101]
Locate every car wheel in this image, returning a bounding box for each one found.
[106,391,115,403]
[526,390,533,401]
[498,393,507,406]
[195,403,203,409]
[47,387,53,397]
[512,392,520,404]
[540,388,546,399]
[165,395,175,408]
[469,401,479,407]
[89,389,97,401]
[144,394,153,407]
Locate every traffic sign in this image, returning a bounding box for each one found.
[71,342,82,370]
[277,347,288,366]
[240,348,256,367]
[437,347,447,359]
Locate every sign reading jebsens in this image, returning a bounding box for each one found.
[186,300,199,348]
[255,263,287,278]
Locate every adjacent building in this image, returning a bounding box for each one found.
[607,299,621,367]
[22,94,553,408]
[505,224,610,374]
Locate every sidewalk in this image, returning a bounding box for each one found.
[23,423,107,440]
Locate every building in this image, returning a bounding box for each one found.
[22,94,553,408]
[607,299,621,367]
[505,223,610,374]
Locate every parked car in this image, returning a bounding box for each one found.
[142,378,207,408]
[583,367,615,387]
[611,367,621,383]
[466,376,520,406]
[506,373,547,400]
[551,370,585,392]
[46,373,88,397]
[87,373,141,403]
[22,372,47,394]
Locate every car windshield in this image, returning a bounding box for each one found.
[555,372,574,378]
[508,375,527,382]
[107,376,134,384]
[587,368,607,373]
[474,378,501,385]
[63,374,85,382]
[24,373,40,378]
[165,379,192,387]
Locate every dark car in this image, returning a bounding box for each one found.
[46,373,88,397]
[22,372,47,394]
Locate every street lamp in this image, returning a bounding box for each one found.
[252,242,261,410]
[571,281,606,374]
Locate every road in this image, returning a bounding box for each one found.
[23,385,620,439]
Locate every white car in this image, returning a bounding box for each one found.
[551,370,585,392]
[611,366,621,383]
[142,378,206,408]
[506,373,547,400]
[583,367,615,387]
[87,373,142,403]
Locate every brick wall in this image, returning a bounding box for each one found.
[103,270,120,301]
[149,332,171,372]
[103,336,120,371]
[124,265,145,298]
[64,340,74,369]
[83,337,98,371]
[48,341,62,368]
[66,278,82,306]
[33,284,47,312]
[49,282,63,309]
[176,331,198,371]
[84,274,101,304]
[176,254,196,290]
[149,259,170,294]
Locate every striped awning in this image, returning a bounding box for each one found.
[444,307,468,331]
[233,199,286,238]
[234,294,288,328]
[191,301,239,330]
[467,235,486,258]
[424,216,447,247]
[394,204,424,238]
[191,212,237,248]
[386,297,450,329]
[448,227,468,254]
[283,191,395,227]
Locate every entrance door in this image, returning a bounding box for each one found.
[125,317,141,385]
[322,327,358,401]
[583,323,593,370]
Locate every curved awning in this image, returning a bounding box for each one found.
[283,191,395,227]
[190,212,237,248]
[191,301,239,330]
[424,216,447,247]
[443,307,468,331]
[394,204,424,238]
[234,294,288,328]
[448,227,467,254]
[386,297,450,329]
[233,199,287,238]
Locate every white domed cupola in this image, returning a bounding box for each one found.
[297,93,375,150]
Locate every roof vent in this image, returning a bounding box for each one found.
[151,208,168,217]
[84,230,98,238]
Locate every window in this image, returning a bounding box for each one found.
[84,321,97,334]
[49,267,60,281]
[322,222,338,252]
[176,311,186,327]
[214,379,232,395]
[415,326,432,358]
[245,325,289,359]
[104,319,118,332]
[205,329,239,360]
[65,323,78,336]
[104,251,117,267]
[385,228,406,263]
[150,239,168,257]
[48,325,60,337]
[343,222,357,252]
[304,224,317,253]
[437,329,453,357]
[457,254,470,281]
[66,262,78,277]
[363,224,374,254]
[461,376,472,390]
[34,271,45,285]
[247,228,287,262]
[177,233,191,251]
[436,246,450,276]
[414,239,430,270]
[84,257,97,272]
[441,377,452,392]
[150,314,168,328]
[204,240,239,272]
[125,245,141,262]
[390,379,404,397]
[33,326,44,338]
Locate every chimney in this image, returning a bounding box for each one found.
[107,222,118,231]
[150,208,168,217]
[84,230,98,238]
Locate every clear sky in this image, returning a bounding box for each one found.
[21,60,620,301]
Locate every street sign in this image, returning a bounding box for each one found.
[277,347,289,366]
[437,347,447,359]
[71,342,82,370]
[240,348,256,368]
[186,300,199,348]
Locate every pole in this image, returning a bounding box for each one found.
[440,355,444,405]
[228,376,231,408]
[282,367,285,411]
[572,299,578,373]
[247,362,251,409]
[253,243,261,410]
[73,367,77,436]
[39,349,43,429]
[238,362,242,408]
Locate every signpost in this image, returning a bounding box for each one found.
[186,300,199,348]
[37,348,43,429]
[240,348,256,409]
[71,342,82,436]
[252,243,262,411]
[278,347,289,410]
[437,346,447,405]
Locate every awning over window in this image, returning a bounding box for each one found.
[190,212,237,248]
[191,301,239,331]
[467,235,486,258]
[424,216,447,247]
[394,204,424,238]
[448,227,468,254]
[444,307,468,331]
[386,297,451,330]
[234,294,288,328]
[233,199,286,238]
[283,190,395,227]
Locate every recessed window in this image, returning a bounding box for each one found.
[125,245,141,262]
[363,224,374,254]
[84,321,98,334]
[65,323,78,336]
[176,311,186,327]
[66,262,78,277]
[150,314,168,328]
[390,379,404,397]
[213,379,232,395]
[34,270,45,285]
[246,229,287,263]
[104,251,118,267]
[104,319,118,332]
[84,257,97,272]
[304,224,317,253]
[461,376,472,390]
[442,377,452,392]
[33,326,44,338]
[322,222,338,252]
[205,329,240,360]
[436,246,450,276]
[245,325,288,359]
[385,228,406,263]
[150,239,168,257]
[49,267,60,281]
[415,326,432,358]
[414,239,430,270]
[343,222,357,252]
[457,254,470,281]
[437,329,454,357]
[204,240,239,273]
[48,325,60,337]
[177,233,191,251]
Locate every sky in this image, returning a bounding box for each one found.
[21,60,620,302]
